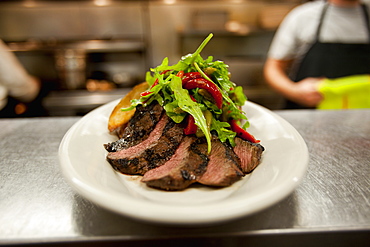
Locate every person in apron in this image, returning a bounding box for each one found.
[264,0,370,109]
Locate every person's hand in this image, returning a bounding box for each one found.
[21,76,41,102]
[289,77,323,107]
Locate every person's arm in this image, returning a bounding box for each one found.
[0,40,40,103]
[264,58,323,107]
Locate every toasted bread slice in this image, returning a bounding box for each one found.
[108,82,149,135]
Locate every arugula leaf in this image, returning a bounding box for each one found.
[183,33,214,66]
[169,76,212,153]
[192,56,247,122]
[163,100,187,123]
[211,119,236,146]
[232,86,247,106]
[122,33,252,151]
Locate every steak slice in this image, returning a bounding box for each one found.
[197,139,244,187]
[141,136,209,191]
[104,102,163,152]
[233,137,264,174]
[106,114,184,175]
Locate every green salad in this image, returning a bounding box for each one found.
[122,33,259,153]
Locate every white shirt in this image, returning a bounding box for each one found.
[268,1,370,63]
[0,39,39,110]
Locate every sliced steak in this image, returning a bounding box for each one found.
[141,136,209,191]
[233,137,264,174]
[106,114,184,175]
[197,139,243,187]
[104,102,163,152]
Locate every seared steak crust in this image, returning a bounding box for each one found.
[233,137,264,174]
[106,114,184,175]
[142,137,248,190]
[197,139,244,187]
[104,103,265,190]
[141,136,209,191]
[104,102,163,152]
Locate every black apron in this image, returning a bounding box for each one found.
[286,3,370,109]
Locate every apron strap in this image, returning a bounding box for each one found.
[316,3,370,42]
[360,4,370,41]
[315,3,329,42]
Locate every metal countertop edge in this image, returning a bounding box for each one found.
[1,226,369,246]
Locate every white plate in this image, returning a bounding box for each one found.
[59,100,308,225]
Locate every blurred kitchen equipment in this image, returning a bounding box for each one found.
[258,4,296,30]
[0,0,147,116]
[55,49,86,90]
[0,0,299,115]
[192,10,229,31]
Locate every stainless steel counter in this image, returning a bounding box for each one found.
[0,109,369,247]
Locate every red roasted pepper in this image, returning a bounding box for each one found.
[140,91,152,97]
[183,95,198,135]
[182,72,202,85]
[229,119,260,143]
[141,70,171,97]
[176,70,184,78]
[184,114,197,135]
[183,77,223,109]
[150,70,170,89]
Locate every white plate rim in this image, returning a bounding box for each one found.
[59,100,309,225]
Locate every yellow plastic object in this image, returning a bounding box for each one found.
[317,75,370,109]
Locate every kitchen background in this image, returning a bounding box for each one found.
[0,0,302,116]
